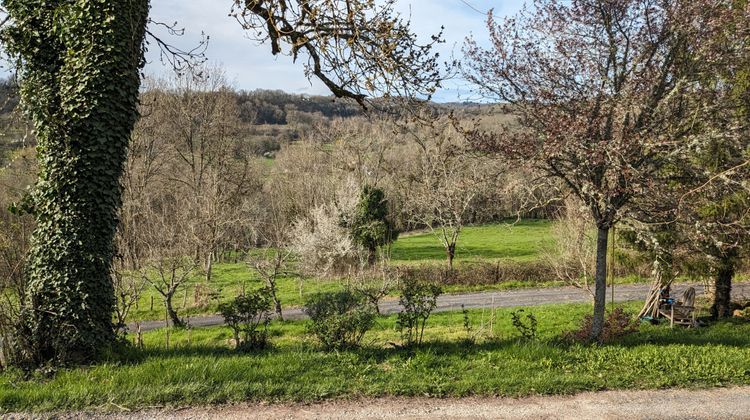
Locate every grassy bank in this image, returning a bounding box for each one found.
[3,301,750,413]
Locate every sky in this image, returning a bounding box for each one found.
[147,1,525,102]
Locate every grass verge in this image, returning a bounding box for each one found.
[3,301,750,413]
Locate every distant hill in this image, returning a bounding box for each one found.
[0,81,514,162]
[235,89,363,125]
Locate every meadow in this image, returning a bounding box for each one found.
[390,220,552,263]
[127,220,561,322]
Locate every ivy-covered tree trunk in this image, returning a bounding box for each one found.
[3,0,150,365]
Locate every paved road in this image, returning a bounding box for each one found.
[131,282,750,332]
[69,386,750,419]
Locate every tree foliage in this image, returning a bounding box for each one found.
[346,185,398,262]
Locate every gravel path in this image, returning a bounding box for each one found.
[65,386,750,419]
[132,282,750,332]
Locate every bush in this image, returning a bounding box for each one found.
[399,261,556,287]
[564,308,639,344]
[345,185,399,262]
[396,277,442,347]
[290,197,362,276]
[304,290,376,350]
[510,309,538,341]
[219,289,273,352]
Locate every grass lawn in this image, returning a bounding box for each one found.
[127,263,346,323]
[4,301,750,413]
[391,220,552,264]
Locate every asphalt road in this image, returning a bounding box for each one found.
[131,282,750,332]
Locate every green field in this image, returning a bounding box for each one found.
[127,263,344,323]
[3,301,750,413]
[128,221,558,322]
[391,220,552,264]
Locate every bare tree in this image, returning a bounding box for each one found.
[120,68,264,283]
[139,192,197,328]
[249,248,295,321]
[142,256,195,329]
[111,258,147,335]
[156,67,260,283]
[231,0,444,108]
[118,79,171,272]
[246,190,299,321]
[405,120,500,268]
[349,260,400,316]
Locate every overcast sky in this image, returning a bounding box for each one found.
[146,1,525,102]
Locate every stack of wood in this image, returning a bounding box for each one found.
[638,272,674,320]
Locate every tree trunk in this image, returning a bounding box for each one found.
[590,227,610,343]
[446,243,456,269]
[367,247,378,266]
[8,1,150,366]
[711,254,735,319]
[268,280,284,321]
[165,293,184,328]
[205,252,213,283]
[274,298,284,322]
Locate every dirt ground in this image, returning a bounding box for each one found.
[47,386,750,419]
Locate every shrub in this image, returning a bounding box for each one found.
[396,277,442,347]
[304,290,376,350]
[219,289,273,352]
[461,305,477,346]
[290,199,362,276]
[399,261,556,287]
[510,309,538,341]
[564,308,639,344]
[345,185,399,263]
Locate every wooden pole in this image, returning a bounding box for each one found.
[610,225,616,309]
[0,335,6,369]
[137,322,143,349]
[165,304,170,350]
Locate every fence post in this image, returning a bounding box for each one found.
[0,335,6,369]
